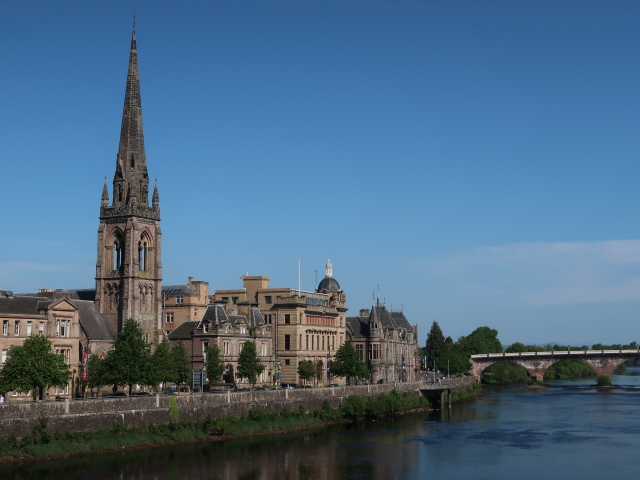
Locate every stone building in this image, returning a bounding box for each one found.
[347,302,419,383]
[0,289,113,399]
[94,26,163,345]
[167,303,272,387]
[162,277,210,334]
[210,261,348,386]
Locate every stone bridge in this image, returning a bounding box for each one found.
[470,349,640,382]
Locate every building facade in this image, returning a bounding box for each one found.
[347,302,419,383]
[167,303,272,388]
[210,261,348,386]
[162,277,211,334]
[0,289,113,399]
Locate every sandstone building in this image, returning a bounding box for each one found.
[347,302,419,383]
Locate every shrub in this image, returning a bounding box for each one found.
[169,397,179,425]
[340,395,366,419]
[597,375,612,386]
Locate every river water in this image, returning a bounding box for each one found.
[3,367,640,480]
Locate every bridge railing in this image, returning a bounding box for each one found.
[470,349,640,359]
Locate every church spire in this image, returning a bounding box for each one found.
[101,177,109,207]
[112,23,149,209]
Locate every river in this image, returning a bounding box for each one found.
[3,367,640,480]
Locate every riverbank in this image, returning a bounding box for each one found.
[0,389,430,464]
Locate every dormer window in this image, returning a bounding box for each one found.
[176,296,184,305]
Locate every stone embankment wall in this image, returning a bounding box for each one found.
[0,382,430,437]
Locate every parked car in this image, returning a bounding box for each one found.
[106,391,127,397]
[130,391,153,396]
[280,383,300,389]
[269,386,282,390]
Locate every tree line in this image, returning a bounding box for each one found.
[423,321,638,382]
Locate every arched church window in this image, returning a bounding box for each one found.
[113,233,123,271]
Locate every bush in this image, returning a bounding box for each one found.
[597,375,612,386]
[340,395,367,419]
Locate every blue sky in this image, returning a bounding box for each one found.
[1,0,638,347]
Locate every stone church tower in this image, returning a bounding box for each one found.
[95,26,162,344]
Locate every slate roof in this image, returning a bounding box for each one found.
[347,304,413,339]
[346,316,370,340]
[198,304,265,330]
[72,300,113,341]
[200,304,230,327]
[167,321,198,341]
[0,294,51,315]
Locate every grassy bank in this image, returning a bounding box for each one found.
[0,390,430,462]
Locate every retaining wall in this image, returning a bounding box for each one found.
[0,382,423,437]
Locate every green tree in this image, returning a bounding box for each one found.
[297,360,315,383]
[236,341,265,387]
[172,341,193,387]
[425,322,446,370]
[102,319,154,395]
[440,340,471,374]
[331,342,369,385]
[205,344,224,383]
[458,326,503,355]
[152,339,173,390]
[0,335,71,401]
[86,354,108,393]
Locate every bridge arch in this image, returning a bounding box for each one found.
[471,350,639,383]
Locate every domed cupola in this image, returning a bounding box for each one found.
[317,259,341,292]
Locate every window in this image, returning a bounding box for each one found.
[261,343,267,356]
[2,320,8,336]
[284,335,291,350]
[1,349,6,365]
[369,344,380,360]
[56,348,70,365]
[39,322,45,335]
[165,312,174,324]
[222,297,229,303]
[240,325,246,335]
[203,323,209,333]
[356,344,364,361]
[176,296,184,305]
[232,297,239,305]
[14,321,20,336]
[26,321,32,337]
[194,309,198,317]
[223,342,230,355]
[284,359,291,366]
[264,295,272,304]
[284,314,291,325]
[202,342,209,363]
[56,319,70,338]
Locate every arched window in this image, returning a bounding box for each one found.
[112,233,123,270]
[138,241,147,271]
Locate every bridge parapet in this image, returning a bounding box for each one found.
[470,350,640,382]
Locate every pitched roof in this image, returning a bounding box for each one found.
[72,300,113,341]
[346,316,369,340]
[168,321,198,341]
[0,294,50,315]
